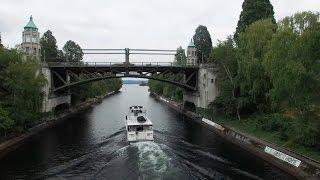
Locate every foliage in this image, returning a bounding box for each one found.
[63,40,83,62]
[210,37,238,116]
[174,46,187,66]
[0,105,14,134]
[210,11,320,151]
[148,45,186,102]
[263,12,320,114]
[236,19,276,116]
[149,80,184,102]
[235,0,275,42]
[4,56,46,127]
[71,77,122,104]
[0,50,46,132]
[40,30,59,62]
[193,25,212,62]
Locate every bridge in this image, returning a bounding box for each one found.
[41,48,218,113]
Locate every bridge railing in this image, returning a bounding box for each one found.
[43,62,199,68]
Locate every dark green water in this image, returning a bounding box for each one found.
[0,85,296,180]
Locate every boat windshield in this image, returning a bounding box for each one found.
[128,125,152,132]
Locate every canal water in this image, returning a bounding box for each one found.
[0,85,296,180]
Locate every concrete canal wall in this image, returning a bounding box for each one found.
[0,91,119,159]
[151,92,320,180]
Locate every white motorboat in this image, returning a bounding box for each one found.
[126,106,153,142]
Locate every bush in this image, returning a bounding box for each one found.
[0,105,14,134]
[290,119,318,147]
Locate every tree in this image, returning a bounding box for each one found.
[235,0,275,42]
[174,46,187,65]
[236,19,276,118]
[3,55,46,128]
[211,37,238,116]
[57,50,65,62]
[0,33,3,49]
[0,105,14,134]
[193,25,212,62]
[263,12,320,114]
[40,30,59,62]
[63,40,83,62]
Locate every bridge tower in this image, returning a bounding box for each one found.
[186,39,197,65]
[17,16,72,113]
[19,16,41,61]
[184,39,218,111]
[183,65,219,111]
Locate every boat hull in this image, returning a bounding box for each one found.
[127,131,153,142]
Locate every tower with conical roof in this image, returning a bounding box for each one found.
[21,16,41,61]
[186,39,197,65]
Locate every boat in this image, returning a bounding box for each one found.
[126,106,153,142]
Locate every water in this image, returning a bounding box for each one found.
[0,85,296,180]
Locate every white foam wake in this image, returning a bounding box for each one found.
[131,141,171,179]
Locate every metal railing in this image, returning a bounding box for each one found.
[42,62,199,68]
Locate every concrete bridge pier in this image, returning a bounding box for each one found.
[41,66,71,113]
[183,65,218,112]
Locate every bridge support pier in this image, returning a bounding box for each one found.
[41,66,71,113]
[183,65,218,111]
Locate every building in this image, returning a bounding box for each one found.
[17,16,41,61]
[186,39,197,65]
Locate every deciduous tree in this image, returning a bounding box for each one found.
[236,19,276,116]
[174,46,187,65]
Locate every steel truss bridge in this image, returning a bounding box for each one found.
[43,48,199,93]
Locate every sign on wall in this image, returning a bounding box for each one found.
[202,118,225,131]
[264,146,301,167]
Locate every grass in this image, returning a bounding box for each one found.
[199,110,320,162]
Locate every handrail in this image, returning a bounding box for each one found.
[42,62,200,68]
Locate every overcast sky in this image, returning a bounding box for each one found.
[1,0,320,62]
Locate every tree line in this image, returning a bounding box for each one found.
[0,49,46,133]
[0,30,122,135]
[39,30,122,105]
[149,0,320,151]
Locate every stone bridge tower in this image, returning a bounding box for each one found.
[186,39,197,65]
[183,39,219,111]
[18,16,71,113]
[21,16,41,61]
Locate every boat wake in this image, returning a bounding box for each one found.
[36,128,263,180]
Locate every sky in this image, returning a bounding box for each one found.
[1,0,320,62]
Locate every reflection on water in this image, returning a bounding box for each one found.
[0,85,296,180]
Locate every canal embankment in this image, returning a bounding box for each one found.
[0,91,120,159]
[150,92,320,180]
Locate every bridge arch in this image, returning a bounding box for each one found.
[52,74,197,92]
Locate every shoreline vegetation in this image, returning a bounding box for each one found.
[0,33,122,149]
[149,10,320,164]
[151,92,320,179]
[0,90,120,158]
[199,109,320,163]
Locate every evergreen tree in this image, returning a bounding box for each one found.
[174,46,187,65]
[0,33,3,49]
[63,40,83,62]
[235,0,275,42]
[193,25,212,62]
[40,30,59,62]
